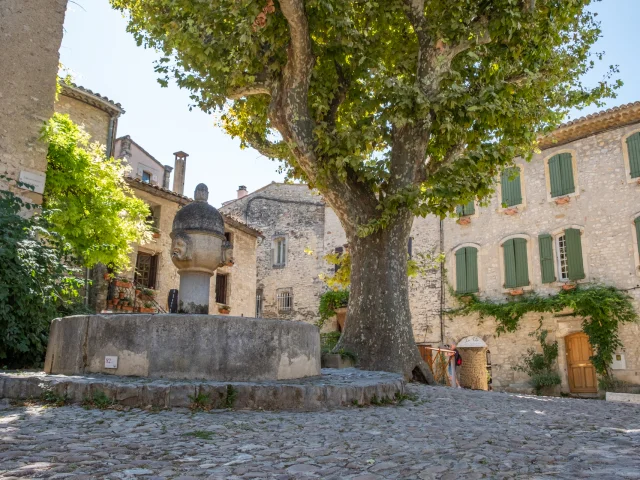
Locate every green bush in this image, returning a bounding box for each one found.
[514,327,561,395]
[317,289,349,328]
[0,177,84,368]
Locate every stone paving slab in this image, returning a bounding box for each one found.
[1,384,640,479]
[0,369,404,411]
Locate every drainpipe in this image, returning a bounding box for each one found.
[84,267,90,307]
[106,116,117,158]
[439,219,445,344]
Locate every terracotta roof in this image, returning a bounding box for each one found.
[126,178,263,237]
[60,82,125,117]
[539,101,640,150]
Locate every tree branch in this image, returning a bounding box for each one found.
[227,85,271,100]
[324,61,351,126]
[245,132,286,159]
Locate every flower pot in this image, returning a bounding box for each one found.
[218,309,230,315]
[562,283,576,291]
[152,232,160,238]
[554,196,571,205]
[119,292,125,299]
[140,307,156,313]
[504,207,518,216]
[122,306,134,312]
[114,280,132,288]
[135,289,141,296]
[457,216,472,225]
[509,288,525,296]
[103,273,112,281]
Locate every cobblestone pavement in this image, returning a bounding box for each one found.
[2,384,640,479]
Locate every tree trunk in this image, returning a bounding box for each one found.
[336,211,435,384]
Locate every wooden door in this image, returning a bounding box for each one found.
[565,332,598,393]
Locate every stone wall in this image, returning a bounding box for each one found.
[0,0,68,203]
[56,94,111,146]
[440,120,640,392]
[221,183,328,322]
[211,224,258,318]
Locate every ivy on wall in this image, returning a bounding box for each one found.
[453,286,638,377]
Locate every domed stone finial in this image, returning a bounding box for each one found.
[194,183,209,202]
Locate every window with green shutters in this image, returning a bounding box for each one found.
[626,132,640,179]
[502,238,529,288]
[548,153,575,197]
[538,229,585,284]
[500,167,522,207]
[455,247,479,294]
[456,200,475,217]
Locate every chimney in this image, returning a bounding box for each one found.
[237,185,248,199]
[162,165,173,189]
[172,151,188,195]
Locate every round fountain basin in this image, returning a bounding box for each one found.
[44,314,321,381]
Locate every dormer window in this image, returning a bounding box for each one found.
[142,170,152,183]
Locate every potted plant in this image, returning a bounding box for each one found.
[114,276,133,288]
[218,305,231,314]
[118,292,125,299]
[140,288,156,301]
[141,302,156,314]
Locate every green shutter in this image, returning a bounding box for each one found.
[538,234,556,283]
[549,153,575,197]
[513,238,529,287]
[635,217,640,257]
[501,168,522,207]
[456,200,475,217]
[456,205,463,216]
[465,247,479,293]
[565,228,585,281]
[627,133,640,179]
[455,248,467,293]
[548,155,563,197]
[503,239,517,288]
[559,153,575,196]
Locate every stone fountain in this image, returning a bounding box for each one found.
[44,184,321,382]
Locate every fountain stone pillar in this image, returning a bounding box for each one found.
[170,183,227,314]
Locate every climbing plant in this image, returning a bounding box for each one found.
[513,326,561,394]
[42,113,152,270]
[454,286,638,377]
[318,289,350,328]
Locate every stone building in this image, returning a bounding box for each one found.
[54,84,260,315]
[225,101,640,395]
[0,0,68,204]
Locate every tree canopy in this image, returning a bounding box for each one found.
[111,0,617,232]
[43,113,152,270]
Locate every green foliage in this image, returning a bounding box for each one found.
[320,252,352,289]
[0,177,85,368]
[320,331,341,353]
[513,326,561,394]
[455,286,637,377]
[224,385,237,408]
[82,390,114,409]
[318,289,349,327]
[183,430,215,440]
[111,0,618,228]
[188,392,211,411]
[42,113,152,269]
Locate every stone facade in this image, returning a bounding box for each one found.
[440,113,640,394]
[0,0,68,203]
[54,83,260,314]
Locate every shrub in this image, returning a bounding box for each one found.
[514,327,561,395]
[0,177,84,368]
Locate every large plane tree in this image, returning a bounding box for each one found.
[111,0,617,380]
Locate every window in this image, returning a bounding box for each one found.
[539,229,585,284]
[277,289,293,312]
[455,246,479,294]
[408,237,413,259]
[273,237,287,267]
[456,200,475,217]
[548,153,575,197]
[255,289,263,317]
[224,231,232,243]
[142,170,152,184]
[146,205,160,232]
[500,167,522,207]
[135,252,158,289]
[626,132,640,179]
[215,273,228,304]
[502,238,529,288]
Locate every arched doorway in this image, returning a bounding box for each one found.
[565,332,597,393]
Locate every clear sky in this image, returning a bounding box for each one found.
[60,0,640,207]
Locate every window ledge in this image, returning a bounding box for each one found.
[502,206,519,216]
[501,285,533,295]
[272,264,286,269]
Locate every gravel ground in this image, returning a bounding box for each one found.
[1,384,639,479]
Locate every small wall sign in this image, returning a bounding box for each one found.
[18,170,46,194]
[104,356,118,369]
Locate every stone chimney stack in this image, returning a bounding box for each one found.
[172,151,188,195]
[237,185,248,199]
[163,165,173,189]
